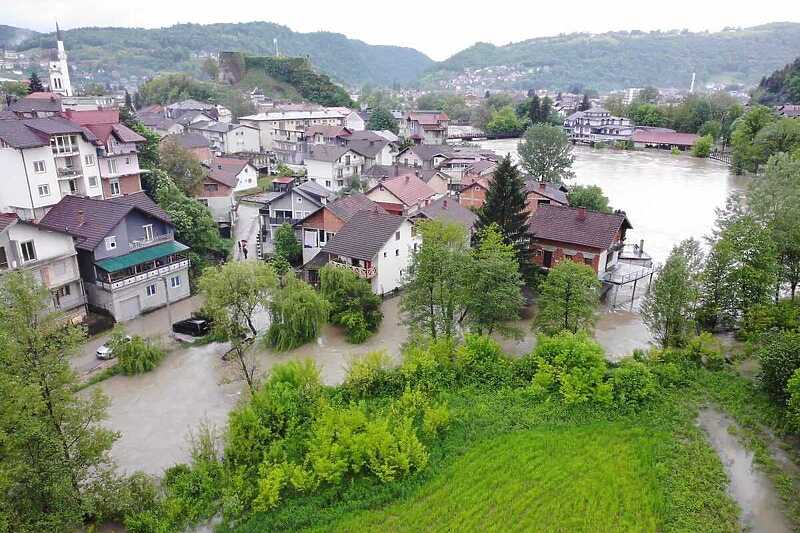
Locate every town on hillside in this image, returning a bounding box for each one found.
[2,14,800,533]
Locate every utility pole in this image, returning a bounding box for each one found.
[160,276,174,338]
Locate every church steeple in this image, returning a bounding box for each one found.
[56,21,63,42]
[49,21,72,96]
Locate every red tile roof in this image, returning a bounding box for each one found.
[369,174,436,207]
[206,157,250,188]
[63,109,119,125]
[528,205,631,250]
[632,129,699,147]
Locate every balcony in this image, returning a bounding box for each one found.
[269,216,301,226]
[56,166,83,179]
[129,233,172,250]
[94,259,190,291]
[330,259,376,279]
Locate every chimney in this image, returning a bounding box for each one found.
[539,181,546,191]
[577,207,587,221]
[639,239,644,253]
[77,209,86,226]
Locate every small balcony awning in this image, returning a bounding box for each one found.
[95,241,189,273]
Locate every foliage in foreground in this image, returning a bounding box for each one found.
[266,275,329,351]
[112,331,167,375]
[320,265,383,343]
[536,260,601,335]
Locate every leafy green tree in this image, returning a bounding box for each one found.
[128,122,160,173]
[201,57,219,80]
[636,86,660,104]
[401,220,469,339]
[628,103,666,127]
[484,106,526,137]
[366,106,398,133]
[0,80,29,98]
[692,135,714,158]
[462,225,524,336]
[731,105,775,174]
[789,74,800,104]
[518,124,575,183]
[698,119,722,141]
[27,71,44,93]
[536,261,601,334]
[266,275,329,351]
[199,261,278,392]
[755,330,800,402]
[320,265,383,343]
[158,137,207,194]
[749,153,800,299]
[753,118,800,163]
[787,368,800,431]
[474,155,533,275]
[273,223,302,266]
[567,185,611,213]
[640,247,698,347]
[0,272,118,532]
[152,170,227,264]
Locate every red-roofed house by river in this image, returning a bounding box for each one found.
[632,128,699,151]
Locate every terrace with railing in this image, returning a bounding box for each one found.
[330,259,376,279]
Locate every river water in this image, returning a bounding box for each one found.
[479,140,749,263]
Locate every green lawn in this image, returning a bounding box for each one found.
[316,423,663,532]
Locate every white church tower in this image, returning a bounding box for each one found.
[48,22,73,96]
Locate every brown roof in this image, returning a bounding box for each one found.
[206,157,250,188]
[306,125,350,138]
[327,193,385,222]
[161,132,210,150]
[632,129,699,147]
[368,174,436,207]
[407,111,449,125]
[524,180,568,205]
[321,210,407,261]
[39,193,171,251]
[528,205,631,250]
[306,144,349,163]
[0,213,18,233]
[9,95,62,114]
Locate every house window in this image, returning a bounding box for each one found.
[33,160,46,173]
[37,184,50,197]
[84,154,95,166]
[125,157,130,165]
[584,257,593,266]
[297,196,302,203]
[143,224,154,242]
[383,251,387,258]
[110,180,121,196]
[20,240,36,262]
[146,284,157,297]
[325,180,331,188]
[395,231,400,240]
[107,158,118,174]
[105,236,116,251]
[57,284,71,297]
[170,275,181,288]
[395,249,399,256]
[0,246,7,269]
[204,183,219,193]
[88,176,97,188]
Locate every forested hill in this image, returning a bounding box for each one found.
[13,22,433,86]
[423,23,800,90]
[0,25,38,47]
[754,56,800,105]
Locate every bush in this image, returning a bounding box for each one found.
[344,351,400,398]
[683,333,725,370]
[610,360,657,408]
[320,265,383,344]
[741,300,800,341]
[786,368,800,432]
[115,334,166,375]
[692,134,714,157]
[400,337,457,391]
[529,332,612,405]
[454,334,514,387]
[266,276,329,351]
[757,330,800,402]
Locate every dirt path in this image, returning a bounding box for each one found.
[697,406,793,533]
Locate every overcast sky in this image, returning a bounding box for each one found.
[6,0,800,61]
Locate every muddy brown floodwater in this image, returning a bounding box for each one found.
[697,407,792,533]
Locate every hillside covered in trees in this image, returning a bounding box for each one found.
[423,23,800,90]
[12,21,433,86]
[754,57,800,105]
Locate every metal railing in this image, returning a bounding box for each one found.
[56,167,82,178]
[269,216,300,225]
[129,233,171,250]
[94,259,190,291]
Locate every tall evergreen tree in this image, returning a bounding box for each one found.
[527,95,541,124]
[27,71,44,93]
[475,155,532,274]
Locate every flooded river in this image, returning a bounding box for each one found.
[479,140,748,263]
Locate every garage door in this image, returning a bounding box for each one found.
[117,296,141,322]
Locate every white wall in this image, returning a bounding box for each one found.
[372,219,417,295]
[305,159,335,189]
[233,164,258,192]
[225,126,261,154]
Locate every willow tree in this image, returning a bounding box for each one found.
[266,275,329,351]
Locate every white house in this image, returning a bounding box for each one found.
[304,210,418,295]
[0,212,86,322]
[186,121,261,154]
[0,116,103,220]
[305,145,367,193]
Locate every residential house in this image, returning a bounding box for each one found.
[410,196,476,235]
[175,110,216,129]
[186,120,261,154]
[344,131,396,165]
[304,210,418,295]
[305,144,367,193]
[399,111,450,144]
[395,144,454,169]
[0,212,86,322]
[365,173,437,215]
[160,133,213,163]
[776,104,800,118]
[62,109,147,199]
[8,93,63,118]
[524,180,569,214]
[246,180,333,255]
[564,107,634,145]
[528,205,632,279]
[458,175,490,209]
[165,99,218,120]
[137,112,184,137]
[39,193,191,321]
[305,125,351,145]
[196,158,259,232]
[0,116,103,219]
[296,193,384,263]
[362,164,453,195]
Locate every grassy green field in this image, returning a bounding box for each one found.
[317,424,663,532]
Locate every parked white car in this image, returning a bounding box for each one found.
[96,335,132,360]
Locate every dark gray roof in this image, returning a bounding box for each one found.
[8,96,62,114]
[322,210,406,261]
[524,179,568,205]
[346,138,389,158]
[307,144,349,162]
[400,144,454,162]
[0,116,93,148]
[175,110,213,127]
[295,180,334,201]
[39,193,171,251]
[0,119,48,148]
[416,196,476,229]
[138,113,179,131]
[327,193,385,222]
[161,132,210,149]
